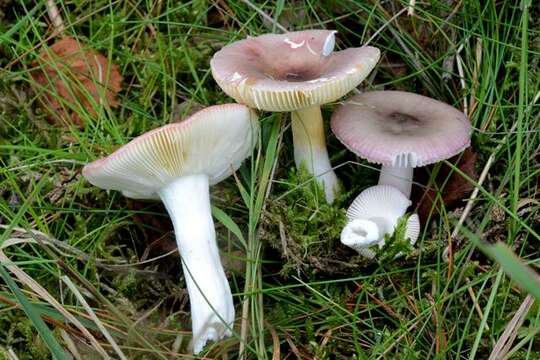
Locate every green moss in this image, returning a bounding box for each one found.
[0,314,50,360]
[377,215,416,262]
[263,166,444,276]
[262,166,371,276]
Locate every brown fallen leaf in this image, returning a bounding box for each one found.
[413,147,477,224]
[32,36,122,127]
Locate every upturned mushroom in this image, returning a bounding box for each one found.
[331,91,471,253]
[82,104,259,353]
[210,30,380,203]
[341,185,420,258]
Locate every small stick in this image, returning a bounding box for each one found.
[455,44,468,116]
[60,329,82,360]
[466,278,490,331]
[238,293,250,358]
[265,320,281,360]
[4,347,20,360]
[46,0,65,35]
[488,295,534,359]
[407,0,416,16]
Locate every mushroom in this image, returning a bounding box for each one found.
[341,185,420,258]
[331,91,471,253]
[210,30,380,203]
[82,104,259,353]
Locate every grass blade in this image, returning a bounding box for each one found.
[0,265,69,360]
[461,227,540,300]
[212,205,247,250]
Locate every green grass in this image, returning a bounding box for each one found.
[1,0,539,358]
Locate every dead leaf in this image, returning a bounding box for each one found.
[414,147,477,223]
[32,36,122,127]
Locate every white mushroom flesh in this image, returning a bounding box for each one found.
[159,174,235,354]
[341,185,420,257]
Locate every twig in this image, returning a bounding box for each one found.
[171,333,183,358]
[488,295,535,360]
[466,278,490,331]
[265,320,280,360]
[60,329,83,360]
[284,334,308,359]
[3,347,20,360]
[455,44,468,116]
[407,0,416,16]
[238,295,250,358]
[319,329,333,348]
[46,0,65,35]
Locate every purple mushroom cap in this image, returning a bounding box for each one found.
[331,91,472,167]
[210,30,380,112]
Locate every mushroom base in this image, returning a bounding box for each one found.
[291,105,340,203]
[158,174,235,354]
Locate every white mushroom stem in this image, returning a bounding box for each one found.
[378,165,413,198]
[291,105,340,203]
[158,174,234,354]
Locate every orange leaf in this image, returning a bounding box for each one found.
[32,36,122,127]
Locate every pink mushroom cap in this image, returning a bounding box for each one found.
[331,91,471,167]
[210,30,380,112]
[83,104,259,199]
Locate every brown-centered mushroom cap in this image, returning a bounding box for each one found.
[331,91,471,167]
[210,30,380,111]
[83,104,259,199]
